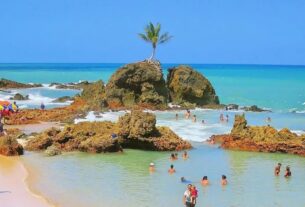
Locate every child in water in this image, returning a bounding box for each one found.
[191,185,198,205]
[221,175,228,185]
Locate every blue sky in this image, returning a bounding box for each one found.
[0,0,305,64]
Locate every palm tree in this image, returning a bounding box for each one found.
[138,22,172,61]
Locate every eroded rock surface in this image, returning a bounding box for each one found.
[211,114,305,156]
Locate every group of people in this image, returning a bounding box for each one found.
[274,163,292,177]
[175,110,230,125]
[148,151,228,207]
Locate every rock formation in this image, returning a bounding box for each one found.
[106,62,168,109]
[49,81,90,90]
[10,93,29,100]
[167,65,219,107]
[52,96,74,103]
[211,114,305,156]
[78,80,108,111]
[117,111,191,151]
[25,111,191,154]
[0,78,42,89]
[0,129,24,156]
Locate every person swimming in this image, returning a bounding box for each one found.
[175,113,179,120]
[201,176,209,186]
[221,175,228,185]
[192,115,197,122]
[149,162,155,172]
[225,114,229,122]
[220,113,224,122]
[284,166,291,177]
[274,163,282,176]
[168,164,176,174]
[185,110,191,119]
[170,153,177,161]
[201,120,205,124]
[182,151,189,160]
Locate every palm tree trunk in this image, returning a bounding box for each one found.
[149,46,156,60]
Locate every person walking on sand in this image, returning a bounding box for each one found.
[168,164,176,174]
[183,184,195,207]
[274,163,282,176]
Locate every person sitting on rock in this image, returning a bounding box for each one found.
[221,175,228,185]
[274,163,282,176]
[284,166,291,177]
[168,164,176,174]
[111,133,118,139]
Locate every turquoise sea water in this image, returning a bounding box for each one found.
[1,63,305,112]
[1,63,305,206]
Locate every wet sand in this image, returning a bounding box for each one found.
[0,155,55,207]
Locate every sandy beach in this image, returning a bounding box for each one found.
[0,155,55,207]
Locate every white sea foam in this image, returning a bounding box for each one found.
[74,111,126,124]
[291,130,305,136]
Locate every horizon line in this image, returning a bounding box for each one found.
[0,62,305,67]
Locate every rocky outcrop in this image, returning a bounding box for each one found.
[211,114,305,156]
[78,80,107,111]
[0,129,24,156]
[25,111,191,154]
[49,81,90,90]
[167,65,219,107]
[0,78,42,89]
[240,105,270,112]
[10,93,29,100]
[117,111,191,151]
[106,62,168,109]
[52,96,74,103]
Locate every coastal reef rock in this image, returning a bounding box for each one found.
[0,129,24,156]
[167,65,219,107]
[26,111,191,154]
[211,114,305,156]
[49,81,90,90]
[240,105,270,112]
[78,80,108,111]
[106,62,168,109]
[117,111,191,151]
[10,93,29,100]
[52,96,74,103]
[0,78,42,89]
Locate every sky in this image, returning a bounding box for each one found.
[0,0,305,65]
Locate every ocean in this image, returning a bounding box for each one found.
[1,63,305,112]
[1,63,305,206]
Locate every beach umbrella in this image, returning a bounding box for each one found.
[0,100,10,107]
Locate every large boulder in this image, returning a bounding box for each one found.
[106,62,168,109]
[78,80,107,111]
[10,93,29,100]
[117,111,192,151]
[167,65,219,107]
[117,110,157,138]
[0,134,24,156]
